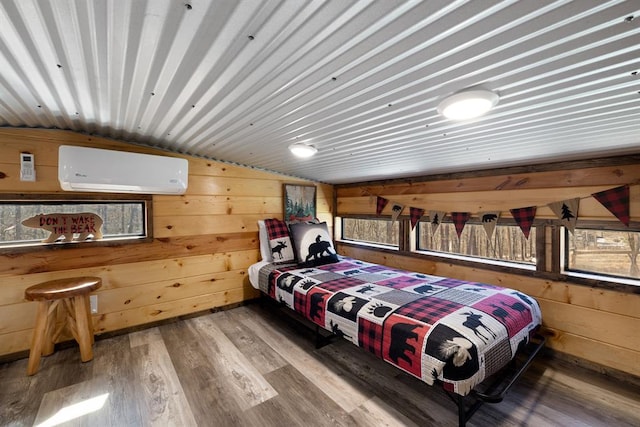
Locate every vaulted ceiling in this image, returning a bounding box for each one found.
[1,0,639,183]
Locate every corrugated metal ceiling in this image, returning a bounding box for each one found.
[0,0,639,184]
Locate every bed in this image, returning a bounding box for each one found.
[250,219,545,426]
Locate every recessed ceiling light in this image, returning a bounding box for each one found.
[437,89,499,120]
[288,142,317,158]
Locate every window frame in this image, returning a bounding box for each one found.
[561,220,640,285]
[335,214,639,293]
[0,193,153,253]
[413,217,538,270]
[338,215,401,250]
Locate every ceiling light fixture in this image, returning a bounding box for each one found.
[288,142,318,158]
[437,89,499,120]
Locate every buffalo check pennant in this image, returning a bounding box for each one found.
[450,212,471,238]
[376,196,389,216]
[510,206,537,239]
[591,185,630,226]
[410,207,425,230]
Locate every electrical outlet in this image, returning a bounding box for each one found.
[90,295,98,314]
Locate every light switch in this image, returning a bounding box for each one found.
[20,153,36,182]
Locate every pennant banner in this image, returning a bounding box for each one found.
[368,183,633,238]
[429,211,446,234]
[548,198,580,234]
[479,211,500,239]
[592,185,630,226]
[390,203,405,223]
[510,206,537,239]
[410,207,425,230]
[376,196,389,216]
[451,212,471,238]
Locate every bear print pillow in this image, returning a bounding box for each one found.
[289,221,338,267]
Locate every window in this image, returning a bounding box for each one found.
[342,218,399,247]
[416,222,536,265]
[565,227,640,280]
[0,195,150,249]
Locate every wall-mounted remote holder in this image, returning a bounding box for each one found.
[20,152,36,182]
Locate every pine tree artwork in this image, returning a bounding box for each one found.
[283,184,316,222]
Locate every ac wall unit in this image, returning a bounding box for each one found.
[58,145,188,194]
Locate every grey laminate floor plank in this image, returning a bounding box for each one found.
[1,302,639,427]
[241,364,356,427]
[210,310,288,375]
[159,320,246,427]
[129,328,197,426]
[90,334,144,427]
[231,305,373,413]
[187,315,277,410]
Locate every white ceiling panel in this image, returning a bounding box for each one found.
[0,0,638,183]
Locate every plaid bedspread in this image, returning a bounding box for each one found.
[258,256,542,396]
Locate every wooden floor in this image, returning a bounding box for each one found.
[2,302,639,427]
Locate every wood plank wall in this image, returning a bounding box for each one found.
[0,128,333,358]
[335,158,640,378]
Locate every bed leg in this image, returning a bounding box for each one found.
[449,392,483,427]
[315,325,335,349]
[457,395,466,427]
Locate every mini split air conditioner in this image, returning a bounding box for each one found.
[58,145,188,194]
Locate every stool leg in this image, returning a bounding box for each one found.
[84,294,95,345]
[27,301,51,375]
[42,301,59,356]
[73,295,94,362]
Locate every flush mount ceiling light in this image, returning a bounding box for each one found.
[437,89,499,120]
[288,142,317,158]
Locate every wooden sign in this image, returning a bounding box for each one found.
[21,213,104,243]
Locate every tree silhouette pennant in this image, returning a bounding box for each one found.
[429,211,446,234]
[409,207,425,230]
[548,198,580,234]
[376,196,389,216]
[591,185,630,226]
[479,211,500,239]
[451,212,471,238]
[510,206,537,239]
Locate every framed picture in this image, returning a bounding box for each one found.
[283,184,316,222]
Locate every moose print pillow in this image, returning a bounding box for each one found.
[264,218,296,264]
[289,221,339,267]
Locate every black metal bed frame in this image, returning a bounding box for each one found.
[262,295,546,427]
[446,333,546,427]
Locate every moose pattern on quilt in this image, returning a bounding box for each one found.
[258,257,542,396]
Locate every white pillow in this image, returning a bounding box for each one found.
[257,220,273,262]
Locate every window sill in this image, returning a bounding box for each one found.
[0,236,152,254]
[334,239,399,251]
[563,270,640,288]
[413,250,536,271]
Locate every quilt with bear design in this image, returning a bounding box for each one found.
[257,256,542,396]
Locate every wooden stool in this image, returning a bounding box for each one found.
[24,276,102,375]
